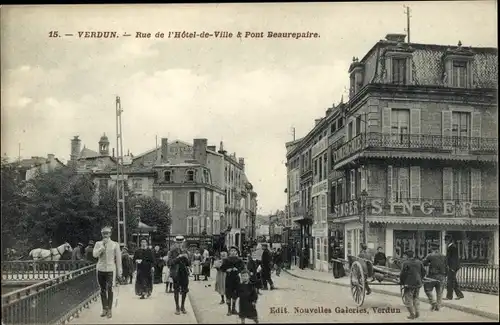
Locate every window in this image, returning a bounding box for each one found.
[206,217,212,235]
[323,238,328,262]
[206,191,212,211]
[453,169,471,201]
[392,58,407,85]
[193,217,200,234]
[330,183,336,213]
[356,169,362,197]
[323,153,328,181]
[349,169,356,200]
[186,216,194,235]
[320,194,327,223]
[203,170,210,184]
[225,167,228,182]
[392,167,410,202]
[338,118,344,128]
[452,61,468,88]
[314,159,318,177]
[186,170,195,182]
[336,181,343,204]
[348,121,353,140]
[316,238,321,260]
[391,109,410,145]
[160,190,173,209]
[164,171,172,182]
[331,121,337,134]
[188,191,198,208]
[318,157,323,180]
[132,178,142,191]
[323,130,327,138]
[356,116,362,136]
[452,111,471,149]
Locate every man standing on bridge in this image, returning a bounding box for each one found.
[93,225,122,319]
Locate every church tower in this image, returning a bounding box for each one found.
[98,133,110,156]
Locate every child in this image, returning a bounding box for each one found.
[163,255,174,293]
[238,269,259,324]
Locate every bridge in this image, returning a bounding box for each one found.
[1,260,498,324]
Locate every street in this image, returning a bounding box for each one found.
[188,271,493,323]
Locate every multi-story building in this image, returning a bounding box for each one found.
[10,154,65,181]
[287,33,498,271]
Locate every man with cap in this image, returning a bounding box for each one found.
[444,235,464,301]
[85,241,97,263]
[260,243,275,290]
[399,250,426,320]
[221,246,245,316]
[423,243,446,311]
[166,235,192,315]
[93,225,123,319]
[72,242,84,261]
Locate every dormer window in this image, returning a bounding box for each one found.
[203,169,211,184]
[164,170,172,182]
[186,170,195,182]
[452,60,468,88]
[391,58,407,85]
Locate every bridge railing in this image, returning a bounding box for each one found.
[338,256,498,295]
[2,264,99,325]
[2,261,93,281]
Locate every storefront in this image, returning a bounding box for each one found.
[311,179,329,272]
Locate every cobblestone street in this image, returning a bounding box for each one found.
[188,272,494,323]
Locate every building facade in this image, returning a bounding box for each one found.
[286,34,498,271]
[11,154,66,181]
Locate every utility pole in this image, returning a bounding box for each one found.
[115,96,127,247]
[404,5,411,43]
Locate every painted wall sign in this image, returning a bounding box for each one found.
[333,199,478,218]
[333,135,365,163]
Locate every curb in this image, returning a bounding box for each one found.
[284,269,499,321]
[184,293,199,324]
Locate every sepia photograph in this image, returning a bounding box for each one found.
[1,2,498,324]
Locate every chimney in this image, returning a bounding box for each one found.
[112,148,115,158]
[161,138,169,163]
[207,145,216,151]
[218,141,226,154]
[385,33,406,43]
[193,138,208,165]
[47,154,55,161]
[239,158,245,170]
[70,136,81,161]
[314,118,322,126]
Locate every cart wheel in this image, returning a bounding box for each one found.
[350,261,366,307]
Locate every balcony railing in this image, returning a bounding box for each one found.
[333,132,498,164]
[332,197,498,219]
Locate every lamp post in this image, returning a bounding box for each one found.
[134,204,142,247]
[359,190,368,246]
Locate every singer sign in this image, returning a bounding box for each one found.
[333,198,476,218]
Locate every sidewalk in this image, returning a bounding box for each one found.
[284,266,499,321]
[69,283,197,324]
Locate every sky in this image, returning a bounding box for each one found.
[1,2,497,214]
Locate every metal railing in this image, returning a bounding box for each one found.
[2,264,99,325]
[334,132,498,164]
[332,197,498,219]
[2,261,93,281]
[338,256,498,295]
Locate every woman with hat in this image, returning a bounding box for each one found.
[221,246,244,316]
[133,238,155,299]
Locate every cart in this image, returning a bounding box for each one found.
[347,255,437,307]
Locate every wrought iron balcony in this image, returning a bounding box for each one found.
[333,132,498,166]
[332,196,498,220]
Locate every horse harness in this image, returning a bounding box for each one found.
[39,245,67,261]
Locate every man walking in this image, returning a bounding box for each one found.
[93,226,122,319]
[166,236,191,315]
[444,235,464,300]
[399,250,426,320]
[423,243,446,311]
[260,243,275,290]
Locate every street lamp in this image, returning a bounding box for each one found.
[359,190,368,246]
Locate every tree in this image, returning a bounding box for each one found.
[1,158,28,256]
[130,195,171,239]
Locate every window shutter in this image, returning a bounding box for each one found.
[194,217,200,235]
[471,169,481,203]
[361,169,366,191]
[387,165,394,203]
[410,109,421,147]
[382,107,392,135]
[442,168,453,200]
[195,192,200,208]
[442,111,452,149]
[186,217,191,235]
[352,118,357,137]
[471,112,481,150]
[350,170,356,200]
[207,217,212,235]
[410,166,421,202]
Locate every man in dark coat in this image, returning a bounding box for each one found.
[400,250,426,320]
[444,235,464,300]
[423,243,446,311]
[358,244,372,295]
[166,236,191,315]
[260,243,275,290]
[373,247,387,266]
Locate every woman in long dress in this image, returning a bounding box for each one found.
[192,249,202,281]
[133,238,155,299]
[201,247,211,281]
[214,251,228,304]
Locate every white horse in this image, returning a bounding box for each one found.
[29,242,73,272]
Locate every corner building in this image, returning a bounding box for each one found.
[332,34,498,264]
